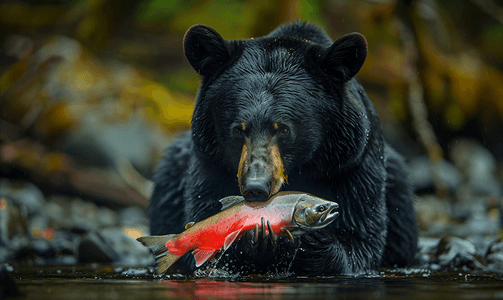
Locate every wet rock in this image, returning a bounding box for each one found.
[407,156,462,193]
[486,252,503,273]
[445,190,501,238]
[120,267,149,277]
[96,206,120,228]
[44,241,78,264]
[416,237,440,267]
[64,112,170,175]
[48,230,78,256]
[486,239,503,272]
[0,248,11,264]
[0,179,45,216]
[487,239,503,255]
[0,195,32,263]
[450,196,486,220]
[451,204,500,238]
[45,196,120,233]
[9,224,80,264]
[0,196,28,246]
[42,197,66,229]
[97,227,153,266]
[414,195,453,235]
[69,198,120,230]
[435,236,487,270]
[15,237,61,263]
[30,239,52,257]
[416,191,500,239]
[29,215,49,235]
[69,199,100,233]
[78,231,120,263]
[466,236,500,258]
[449,139,502,196]
[119,206,148,228]
[78,227,152,265]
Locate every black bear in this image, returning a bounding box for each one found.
[149,22,418,275]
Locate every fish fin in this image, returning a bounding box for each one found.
[192,248,217,267]
[155,252,181,275]
[137,235,180,275]
[219,196,245,211]
[223,229,242,251]
[185,222,195,229]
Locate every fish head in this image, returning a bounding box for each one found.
[293,194,339,230]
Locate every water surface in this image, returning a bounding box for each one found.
[10,265,503,300]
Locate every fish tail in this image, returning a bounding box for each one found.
[137,234,180,275]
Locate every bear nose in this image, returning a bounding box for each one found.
[242,179,270,202]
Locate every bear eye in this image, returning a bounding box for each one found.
[233,127,242,135]
[280,127,289,135]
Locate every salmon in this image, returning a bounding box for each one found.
[137,192,339,275]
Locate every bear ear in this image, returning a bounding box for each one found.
[183,24,233,76]
[319,32,367,82]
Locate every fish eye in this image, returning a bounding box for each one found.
[318,205,325,212]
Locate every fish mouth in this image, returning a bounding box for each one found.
[320,205,339,224]
[311,203,339,229]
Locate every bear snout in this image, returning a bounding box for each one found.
[242,178,270,202]
[237,137,287,201]
[240,149,272,202]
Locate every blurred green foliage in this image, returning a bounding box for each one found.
[1,0,503,156]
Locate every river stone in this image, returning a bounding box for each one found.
[78,227,152,265]
[96,227,153,266]
[435,236,487,270]
[0,179,45,216]
[407,156,462,193]
[0,196,28,246]
[119,206,148,228]
[485,239,503,272]
[449,139,502,196]
[78,231,119,263]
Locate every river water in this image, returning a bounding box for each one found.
[8,264,503,299]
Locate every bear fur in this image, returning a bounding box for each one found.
[149,22,418,275]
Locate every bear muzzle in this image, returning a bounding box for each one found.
[237,139,287,202]
[242,178,270,202]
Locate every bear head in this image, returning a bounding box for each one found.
[184,23,371,202]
